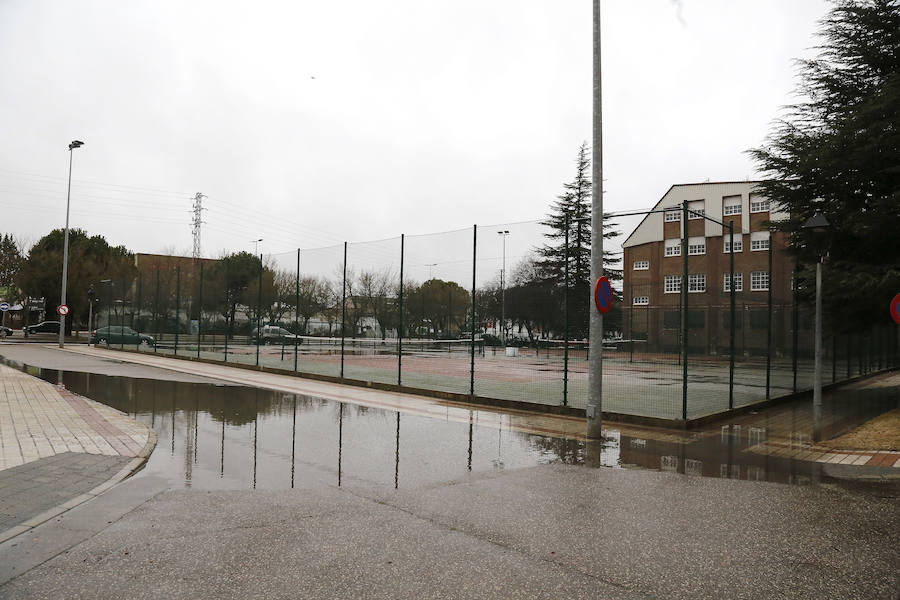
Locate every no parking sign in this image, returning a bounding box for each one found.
[593,276,612,315]
[890,293,900,325]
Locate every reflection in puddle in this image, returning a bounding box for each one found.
[7,361,898,491]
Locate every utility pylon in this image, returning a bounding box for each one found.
[190,193,207,259]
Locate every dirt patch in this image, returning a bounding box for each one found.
[824,408,900,452]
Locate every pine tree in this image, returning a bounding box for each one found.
[750,0,900,330]
[537,142,621,337]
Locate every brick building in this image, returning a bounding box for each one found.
[622,182,796,357]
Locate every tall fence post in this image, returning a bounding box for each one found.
[470,225,477,397]
[135,274,142,351]
[174,266,181,355]
[766,240,773,399]
[563,213,569,407]
[197,262,203,359]
[256,253,262,367]
[294,249,300,373]
[398,234,404,386]
[728,219,735,410]
[681,200,689,421]
[340,242,347,379]
[792,262,799,392]
[153,268,160,353]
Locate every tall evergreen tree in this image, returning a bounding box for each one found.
[537,142,621,337]
[749,0,900,330]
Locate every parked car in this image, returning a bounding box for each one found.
[250,325,301,345]
[0,325,12,338]
[25,320,60,335]
[91,326,155,346]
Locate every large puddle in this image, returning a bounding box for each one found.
[9,362,899,490]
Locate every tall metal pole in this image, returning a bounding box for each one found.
[813,259,823,442]
[295,249,300,373]
[501,234,505,344]
[174,266,181,355]
[197,262,203,359]
[766,238,773,399]
[681,200,689,421]
[728,220,735,410]
[563,213,570,407]
[470,225,477,397]
[398,235,404,386]
[256,253,262,367]
[586,0,604,439]
[59,141,82,347]
[340,242,347,378]
[153,269,160,353]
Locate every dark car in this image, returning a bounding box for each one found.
[0,325,12,338]
[91,326,155,346]
[250,325,301,345]
[25,320,60,335]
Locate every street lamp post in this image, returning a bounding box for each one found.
[802,209,829,442]
[497,230,509,344]
[251,238,263,255]
[59,140,84,348]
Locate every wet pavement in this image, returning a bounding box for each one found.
[0,345,898,599]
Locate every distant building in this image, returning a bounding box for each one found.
[622,182,796,356]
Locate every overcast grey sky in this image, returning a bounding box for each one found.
[1,0,827,263]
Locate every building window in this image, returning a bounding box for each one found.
[664,209,681,222]
[723,234,743,253]
[664,238,681,257]
[687,200,705,220]
[688,273,706,293]
[723,195,742,216]
[688,236,706,255]
[750,231,770,251]
[664,274,681,293]
[751,271,769,291]
[723,272,743,292]
[750,195,770,213]
[633,260,649,270]
[633,296,649,306]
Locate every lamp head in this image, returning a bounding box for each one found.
[69,140,84,150]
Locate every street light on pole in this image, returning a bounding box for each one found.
[251,238,263,255]
[802,209,830,442]
[59,139,84,348]
[497,230,509,344]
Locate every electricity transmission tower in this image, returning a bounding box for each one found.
[190,192,207,259]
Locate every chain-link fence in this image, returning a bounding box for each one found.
[94,215,899,422]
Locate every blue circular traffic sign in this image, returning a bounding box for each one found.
[594,276,613,314]
[0,302,9,312]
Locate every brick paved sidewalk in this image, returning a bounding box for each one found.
[0,364,155,541]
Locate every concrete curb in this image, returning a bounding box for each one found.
[0,428,158,545]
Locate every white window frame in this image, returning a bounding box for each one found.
[723,272,743,292]
[664,210,681,222]
[687,200,705,220]
[632,296,649,306]
[688,236,706,256]
[723,234,743,253]
[664,239,681,257]
[723,195,742,216]
[750,231,770,251]
[750,195,770,213]
[688,273,706,293]
[750,271,769,291]
[633,260,649,271]
[664,275,681,294]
